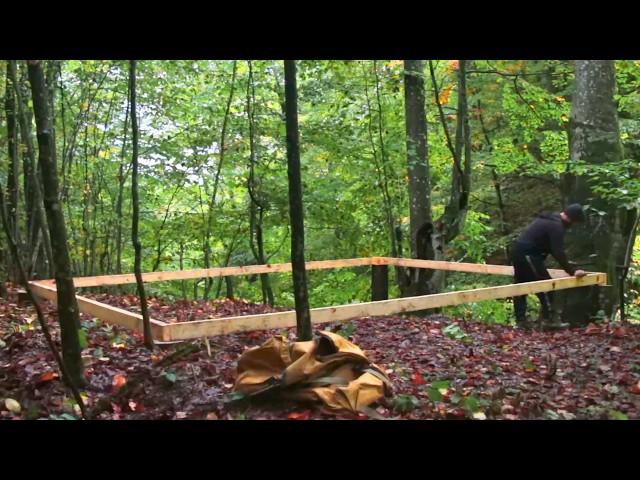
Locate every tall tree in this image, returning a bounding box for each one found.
[4,64,20,277]
[402,60,433,296]
[129,60,154,349]
[10,61,54,277]
[284,60,312,341]
[246,60,275,305]
[563,60,638,324]
[203,60,237,300]
[0,181,87,418]
[425,59,473,292]
[27,60,85,387]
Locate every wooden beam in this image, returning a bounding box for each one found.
[381,257,569,278]
[161,273,606,340]
[65,257,376,287]
[28,281,167,339]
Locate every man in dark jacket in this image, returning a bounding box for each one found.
[510,204,587,329]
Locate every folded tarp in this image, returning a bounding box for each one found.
[233,330,392,415]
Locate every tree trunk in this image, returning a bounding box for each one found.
[402,60,434,296]
[27,60,85,388]
[115,86,130,275]
[284,60,312,341]
[204,61,237,300]
[562,60,636,325]
[0,181,88,418]
[427,60,473,292]
[4,63,20,279]
[129,60,154,350]
[246,61,274,306]
[11,61,54,278]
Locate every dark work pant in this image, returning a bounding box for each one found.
[511,253,553,322]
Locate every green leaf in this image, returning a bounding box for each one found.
[224,391,247,403]
[427,388,443,402]
[78,328,88,350]
[522,357,536,371]
[462,395,479,413]
[393,394,420,413]
[442,324,469,341]
[608,410,628,420]
[163,372,178,384]
[337,321,356,338]
[431,380,451,390]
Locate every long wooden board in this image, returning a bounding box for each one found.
[381,257,570,278]
[59,256,574,288]
[161,273,606,341]
[29,281,167,338]
[68,257,378,288]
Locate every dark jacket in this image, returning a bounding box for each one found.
[511,213,575,275]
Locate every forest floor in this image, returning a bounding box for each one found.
[1,288,639,420]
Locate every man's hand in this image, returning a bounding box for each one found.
[574,269,587,278]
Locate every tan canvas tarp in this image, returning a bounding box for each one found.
[233,331,392,415]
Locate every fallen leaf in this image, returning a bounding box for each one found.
[411,371,426,385]
[5,398,21,414]
[112,374,127,390]
[585,324,601,335]
[288,410,311,420]
[175,411,187,419]
[612,327,627,338]
[39,371,58,383]
[128,400,137,411]
[472,411,487,420]
[629,381,640,395]
[206,412,219,420]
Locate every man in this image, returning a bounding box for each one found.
[510,203,587,330]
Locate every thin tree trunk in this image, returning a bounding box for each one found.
[179,241,186,299]
[426,60,473,292]
[477,101,508,238]
[27,60,85,388]
[129,60,154,350]
[4,63,20,279]
[246,60,274,305]
[362,61,400,288]
[284,60,312,341]
[11,61,54,277]
[203,61,237,300]
[0,181,87,418]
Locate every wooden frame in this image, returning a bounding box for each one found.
[28,257,607,342]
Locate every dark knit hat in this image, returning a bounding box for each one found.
[564,203,586,223]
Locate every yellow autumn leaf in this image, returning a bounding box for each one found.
[447,60,459,71]
[389,60,404,68]
[438,85,453,105]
